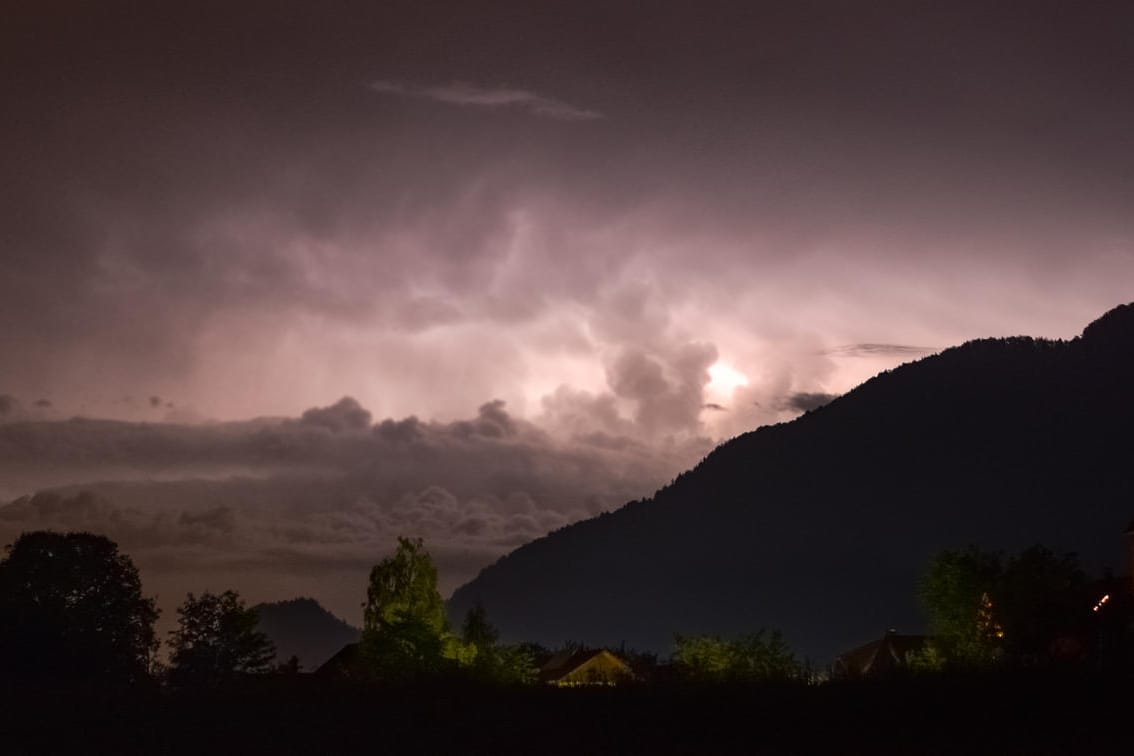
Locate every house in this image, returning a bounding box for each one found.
[315,642,364,678]
[832,630,928,680]
[538,648,636,686]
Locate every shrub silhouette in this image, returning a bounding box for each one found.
[168,590,276,687]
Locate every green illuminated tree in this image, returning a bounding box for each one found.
[919,546,1004,665]
[673,629,799,682]
[919,544,1088,667]
[362,537,473,679]
[364,537,446,635]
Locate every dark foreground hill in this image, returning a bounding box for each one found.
[253,597,359,671]
[449,304,1134,662]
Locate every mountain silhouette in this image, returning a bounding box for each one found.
[449,304,1134,662]
[253,597,360,671]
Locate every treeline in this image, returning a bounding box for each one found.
[0,530,540,690]
[0,531,282,689]
[3,529,1132,694]
[0,529,812,690]
[911,544,1134,672]
[322,536,812,685]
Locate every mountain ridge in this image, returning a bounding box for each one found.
[448,304,1134,662]
[253,597,360,671]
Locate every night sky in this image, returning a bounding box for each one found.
[3,1,1134,626]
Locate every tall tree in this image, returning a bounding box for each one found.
[996,546,1088,662]
[362,537,475,679]
[920,545,1089,667]
[168,590,276,686]
[364,537,446,636]
[461,602,499,652]
[919,546,1004,665]
[461,603,537,684]
[0,530,159,685]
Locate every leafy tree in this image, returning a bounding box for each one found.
[920,544,1089,667]
[461,602,499,651]
[516,641,554,669]
[673,629,799,682]
[168,590,276,686]
[617,645,661,680]
[996,546,1088,662]
[486,644,539,684]
[460,603,537,685]
[364,537,447,636]
[919,546,1004,665]
[0,530,159,685]
[672,635,734,680]
[362,537,472,679]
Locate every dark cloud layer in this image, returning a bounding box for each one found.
[0,397,706,625]
[300,397,372,433]
[782,392,839,413]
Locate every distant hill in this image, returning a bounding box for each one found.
[449,304,1134,662]
[254,598,360,671]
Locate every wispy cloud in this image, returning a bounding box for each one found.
[370,80,603,121]
[825,343,935,358]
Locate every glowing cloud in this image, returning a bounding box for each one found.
[705,362,750,405]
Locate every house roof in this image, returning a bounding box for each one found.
[833,631,928,677]
[315,642,362,677]
[538,649,634,684]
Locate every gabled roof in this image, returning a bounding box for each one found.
[539,648,634,684]
[315,642,362,677]
[833,631,928,678]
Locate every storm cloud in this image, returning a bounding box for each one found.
[781,392,839,413]
[4,2,1132,430]
[0,397,708,625]
[3,3,1134,625]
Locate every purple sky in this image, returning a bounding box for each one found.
[3,1,1133,625]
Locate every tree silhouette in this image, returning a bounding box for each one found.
[168,590,276,686]
[461,602,537,684]
[461,602,499,651]
[996,546,1088,662]
[0,530,159,685]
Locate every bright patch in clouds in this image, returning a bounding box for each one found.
[706,361,750,405]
